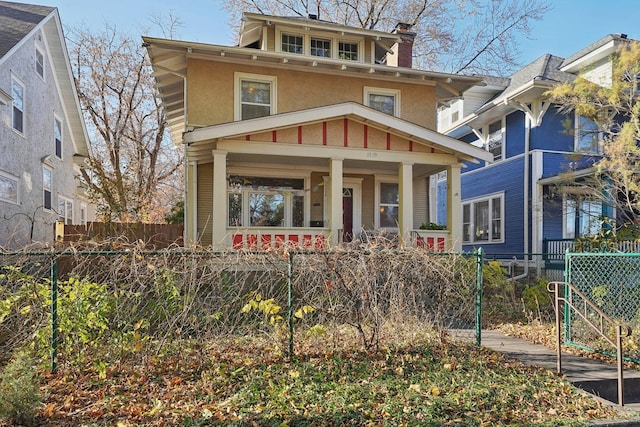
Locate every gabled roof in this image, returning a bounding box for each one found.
[0,1,91,158]
[0,1,54,59]
[561,34,630,72]
[184,102,493,164]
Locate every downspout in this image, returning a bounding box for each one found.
[510,113,530,281]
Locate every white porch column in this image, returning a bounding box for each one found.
[185,160,198,246]
[447,164,462,252]
[329,158,343,246]
[212,150,227,249]
[398,161,414,246]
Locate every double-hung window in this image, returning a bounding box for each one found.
[575,114,602,154]
[43,167,52,210]
[563,197,602,238]
[35,48,44,79]
[235,73,277,120]
[378,182,399,228]
[12,77,24,134]
[364,87,400,117]
[0,171,19,204]
[235,73,277,121]
[487,120,503,161]
[462,193,504,243]
[54,118,63,158]
[58,196,73,225]
[228,176,305,228]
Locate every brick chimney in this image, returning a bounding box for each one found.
[386,23,415,68]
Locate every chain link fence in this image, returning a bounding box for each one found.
[566,252,640,363]
[0,245,483,372]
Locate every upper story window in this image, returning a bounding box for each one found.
[54,117,63,159]
[310,37,331,57]
[364,87,400,117]
[487,119,504,162]
[234,73,277,121]
[0,171,19,204]
[58,196,73,225]
[35,48,45,79]
[575,114,602,154]
[338,41,358,61]
[11,77,24,134]
[462,193,504,244]
[43,166,52,210]
[281,33,303,54]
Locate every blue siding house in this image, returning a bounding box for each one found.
[436,34,632,265]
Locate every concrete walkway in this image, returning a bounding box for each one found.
[473,330,640,424]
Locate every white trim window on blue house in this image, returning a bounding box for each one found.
[563,195,603,239]
[575,113,603,154]
[462,192,504,244]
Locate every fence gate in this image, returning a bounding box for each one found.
[565,252,640,363]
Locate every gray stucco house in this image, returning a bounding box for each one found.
[0,1,94,248]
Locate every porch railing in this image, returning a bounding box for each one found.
[229,228,328,250]
[411,230,448,251]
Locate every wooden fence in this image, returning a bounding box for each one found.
[61,222,184,249]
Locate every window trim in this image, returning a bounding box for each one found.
[280,32,304,54]
[574,113,603,154]
[0,170,19,205]
[562,194,604,238]
[11,76,25,135]
[54,116,63,159]
[57,195,73,225]
[374,176,399,230]
[274,26,363,62]
[486,118,504,162]
[462,192,505,244]
[234,72,277,121]
[364,86,401,117]
[80,203,87,225]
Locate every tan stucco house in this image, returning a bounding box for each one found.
[144,13,491,250]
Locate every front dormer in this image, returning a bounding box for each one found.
[238,13,414,68]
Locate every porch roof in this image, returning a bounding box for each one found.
[183,102,493,165]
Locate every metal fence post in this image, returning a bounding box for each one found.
[50,254,58,374]
[475,247,483,346]
[287,252,294,357]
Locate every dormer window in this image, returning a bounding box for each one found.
[281,33,303,54]
[311,37,331,57]
[339,41,358,61]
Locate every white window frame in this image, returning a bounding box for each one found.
[11,76,25,135]
[280,32,304,54]
[54,116,63,159]
[562,195,603,239]
[227,170,309,228]
[364,86,401,117]
[80,203,87,225]
[374,176,399,230]
[275,26,363,62]
[35,47,45,79]
[58,195,73,225]
[234,72,277,121]
[0,170,19,205]
[486,118,504,162]
[574,113,603,154]
[43,166,52,211]
[461,192,505,244]
[310,37,331,58]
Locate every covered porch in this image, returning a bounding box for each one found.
[182,103,491,251]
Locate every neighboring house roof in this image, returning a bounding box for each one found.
[0,1,54,59]
[561,33,629,72]
[184,102,494,165]
[0,1,91,158]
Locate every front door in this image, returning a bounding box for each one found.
[343,188,353,242]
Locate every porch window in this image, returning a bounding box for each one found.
[58,196,73,225]
[364,87,400,116]
[564,197,602,238]
[379,182,399,228]
[0,171,18,204]
[487,120,503,161]
[234,73,277,121]
[311,38,331,57]
[228,176,305,227]
[462,193,504,244]
[338,41,358,60]
[281,33,303,54]
[575,114,602,154]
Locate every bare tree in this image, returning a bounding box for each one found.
[221,0,550,76]
[67,26,183,223]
